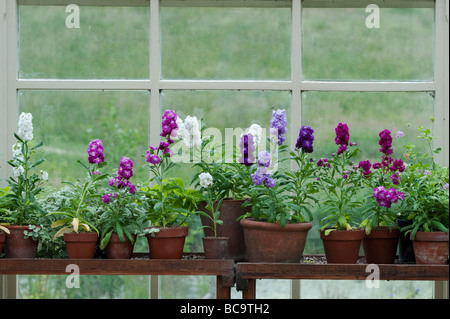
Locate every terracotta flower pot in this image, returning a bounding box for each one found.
[146,226,188,259]
[202,236,229,259]
[4,225,39,259]
[198,199,249,261]
[240,218,312,263]
[320,228,364,264]
[411,231,449,265]
[105,233,136,259]
[64,232,98,259]
[362,226,400,264]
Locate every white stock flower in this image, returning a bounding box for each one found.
[41,170,49,181]
[12,142,24,163]
[13,165,25,177]
[178,115,202,148]
[199,172,213,188]
[17,112,34,142]
[247,123,262,147]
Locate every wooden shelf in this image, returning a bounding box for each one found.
[1,254,448,299]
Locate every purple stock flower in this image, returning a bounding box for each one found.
[389,159,405,172]
[270,109,288,145]
[239,133,256,166]
[295,126,314,153]
[391,172,401,185]
[378,129,393,156]
[335,123,350,155]
[87,139,105,164]
[257,150,272,168]
[160,110,178,138]
[251,150,276,188]
[108,156,136,194]
[101,194,111,204]
[358,160,372,176]
[373,186,404,208]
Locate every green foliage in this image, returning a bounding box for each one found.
[47,160,108,239]
[397,124,449,239]
[141,178,201,228]
[316,146,364,231]
[3,134,47,225]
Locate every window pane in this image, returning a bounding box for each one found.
[302,8,434,81]
[19,6,150,79]
[18,90,150,185]
[161,7,291,80]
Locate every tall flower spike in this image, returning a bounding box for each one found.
[270,109,288,146]
[296,125,315,153]
[239,133,256,166]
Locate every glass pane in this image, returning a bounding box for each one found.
[300,280,433,299]
[18,275,150,299]
[18,90,150,185]
[301,91,434,254]
[161,7,291,80]
[302,7,434,81]
[19,6,150,79]
[160,275,216,299]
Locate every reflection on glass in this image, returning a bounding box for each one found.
[18,90,150,185]
[161,7,291,80]
[302,8,434,80]
[19,6,150,79]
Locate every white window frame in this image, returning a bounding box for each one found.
[1,0,448,299]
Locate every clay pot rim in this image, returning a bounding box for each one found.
[202,236,229,241]
[411,231,449,242]
[108,232,136,243]
[320,228,365,241]
[63,232,98,242]
[145,226,188,238]
[240,218,312,232]
[364,226,400,239]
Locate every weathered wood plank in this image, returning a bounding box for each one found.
[236,263,449,281]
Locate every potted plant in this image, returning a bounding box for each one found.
[2,112,48,258]
[316,123,365,264]
[191,121,254,261]
[98,156,145,259]
[398,125,449,264]
[239,110,316,263]
[48,139,108,259]
[0,186,12,255]
[195,172,229,259]
[141,110,199,259]
[358,129,405,264]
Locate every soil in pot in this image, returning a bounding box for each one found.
[105,233,136,259]
[64,232,98,259]
[320,228,364,264]
[146,226,188,259]
[4,225,39,259]
[362,226,400,264]
[411,231,449,265]
[202,236,229,259]
[198,199,248,261]
[240,219,312,263]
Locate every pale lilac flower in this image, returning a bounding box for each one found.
[257,150,272,168]
[270,109,288,145]
[444,183,449,190]
[396,131,405,138]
